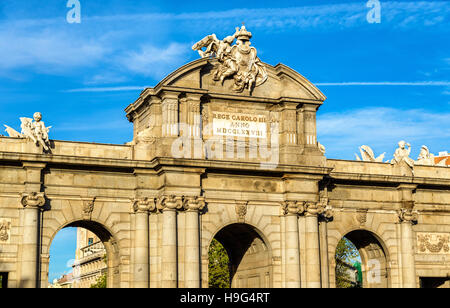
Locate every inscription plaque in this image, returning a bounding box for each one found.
[212,112,267,139]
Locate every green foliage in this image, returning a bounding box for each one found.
[208,238,231,288]
[335,237,361,288]
[90,272,107,288]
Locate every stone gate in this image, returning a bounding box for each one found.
[0,27,449,288]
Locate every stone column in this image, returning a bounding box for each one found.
[185,94,202,138]
[183,196,206,288]
[161,91,180,137]
[280,103,298,145]
[398,207,418,288]
[319,206,333,288]
[179,93,203,159]
[304,202,321,288]
[20,192,46,288]
[302,103,318,149]
[149,211,159,288]
[158,195,183,288]
[132,198,154,288]
[282,201,302,288]
[303,200,331,288]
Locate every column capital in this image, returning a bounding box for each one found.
[281,201,305,216]
[185,93,204,101]
[304,198,333,219]
[183,196,206,212]
[304,202,321,217]
[20,192,46,209]
[159,90,180,101]
[22,162,47,170]
[156,195,184,212]
[301,102,320,112]
[398,208,419,224]
[132,197,156,214]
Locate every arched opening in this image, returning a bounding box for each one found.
[335,230,389,288]
[47,220,120,288]
[208,223,272,288]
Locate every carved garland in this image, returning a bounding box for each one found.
[418,234,450,254]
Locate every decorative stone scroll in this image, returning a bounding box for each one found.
[417,233,450,254]
[184,196,206,212]
[20,192,46,209]
[0,219,11,243]
[304,202,323,217]
[192,25,268,93]
[281,199,333,219]
[132,197,156,213]
[397,208,419,224]
[156,195,184,212]
[281,201,305,216]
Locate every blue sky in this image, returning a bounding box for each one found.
[0,0,449,159]
[0,1,448,282]
[48,227,77,283]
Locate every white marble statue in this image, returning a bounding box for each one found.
[391,140,414,168]
[355,145,385,162]
[318,142,326,155]
[3,112,51,151]
[4,125,22,138]
[192,26,268,93]
[416,145,435,166]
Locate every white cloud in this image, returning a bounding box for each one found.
[64,86,148,93]
[317,107,450,160]
[118,43,191,79]
[0,28,108,72]
[83,72,129,85]
[0,1,447,77]
[83,1,448,29]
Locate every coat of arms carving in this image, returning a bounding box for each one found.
[192,26,268,93]
[0,219,11,243]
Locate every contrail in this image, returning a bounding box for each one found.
[316,81,450,86]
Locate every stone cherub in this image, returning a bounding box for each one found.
[4,112,52,152]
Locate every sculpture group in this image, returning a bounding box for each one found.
[192,25,268,93]
[3,112,51,152]
[355,141,448,168]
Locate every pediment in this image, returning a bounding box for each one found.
[150,58,326,103]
